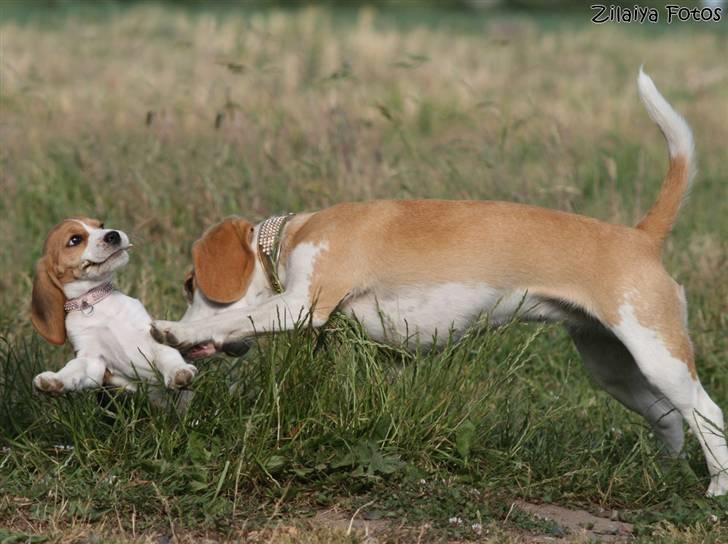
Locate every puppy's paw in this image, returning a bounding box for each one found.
[169,364,198,390]
[33,372,65,395]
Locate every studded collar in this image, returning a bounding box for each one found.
[257,214,294,294]
[63,281,115,315]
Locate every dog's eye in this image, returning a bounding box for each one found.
[99,223,105,229]
[67,234,83,247]
[183,273,195,302]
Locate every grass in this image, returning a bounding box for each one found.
[1,2,727,542]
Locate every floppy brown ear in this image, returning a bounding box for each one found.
[192,218,255,304]
[30,256,67,345]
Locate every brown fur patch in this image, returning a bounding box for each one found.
[192,217,255,304]
[31,256,67,345]
[288,200,661,322]
[637,155,690,247]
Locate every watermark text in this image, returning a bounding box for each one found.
[591,4,723,24]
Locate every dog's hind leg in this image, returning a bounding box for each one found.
[569,324,684,457]
[607,288,728,497]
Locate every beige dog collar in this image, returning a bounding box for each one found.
[257,214,294,294]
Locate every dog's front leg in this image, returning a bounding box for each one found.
[33,356,106,395]
[151,295,321,351]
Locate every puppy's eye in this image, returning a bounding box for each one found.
[99,223,105,229]
[67,234,83,247]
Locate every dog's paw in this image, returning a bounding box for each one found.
[151,320,184,347]
[33,372,65,395]
[152,321,214,354]
[169,364,198,390]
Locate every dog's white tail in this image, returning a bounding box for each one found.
[635,68,695,247]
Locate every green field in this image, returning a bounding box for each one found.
[1,3,727,542]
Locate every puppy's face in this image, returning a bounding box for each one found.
[42,218,131,282]
[31,218,132,344]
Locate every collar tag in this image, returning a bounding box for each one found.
[257,214,294,294]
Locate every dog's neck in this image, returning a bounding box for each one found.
[63,274,115,299]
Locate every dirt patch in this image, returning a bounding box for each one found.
[513,501,633,543]
[310,507,423,542]
[296,501,634,543]
[305,501,635,543]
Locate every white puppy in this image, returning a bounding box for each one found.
[31,218,197,394]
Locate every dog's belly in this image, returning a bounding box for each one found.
[99,324,156,373]
[339,283,570,347]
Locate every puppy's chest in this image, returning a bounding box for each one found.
[66,293,156,365]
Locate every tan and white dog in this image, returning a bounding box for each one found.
[151,70,728,496]
[31,219,197,394]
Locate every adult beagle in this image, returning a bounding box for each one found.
[31,219,197,394]
[151,70,728,496]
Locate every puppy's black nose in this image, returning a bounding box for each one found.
[104,231,121,245]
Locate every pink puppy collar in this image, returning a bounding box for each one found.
[64,282,115,314]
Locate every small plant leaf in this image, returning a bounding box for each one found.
[456,420,476,461]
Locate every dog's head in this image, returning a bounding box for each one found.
[179,217,257,358]
[185,217,256,306]
[31,218,131,345]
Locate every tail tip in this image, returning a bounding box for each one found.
[637,66,657,97]
[636,67,694,161]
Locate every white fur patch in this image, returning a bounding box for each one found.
[612,303,693,388]
[285,241,328,296]
[341,283,569,347]
[73,220,94,234]
[638,68,694,164]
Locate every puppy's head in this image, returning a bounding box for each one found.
[180,217,256,358]
[31,218,131,344]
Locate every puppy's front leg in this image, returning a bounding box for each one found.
[34,356,106,395]
[152,344,198,389]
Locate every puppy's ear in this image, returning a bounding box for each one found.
[192,218,255,304]
[31,256,66,345]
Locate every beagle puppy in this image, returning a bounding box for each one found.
[151,70,728,496]
[31,218,197,394]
